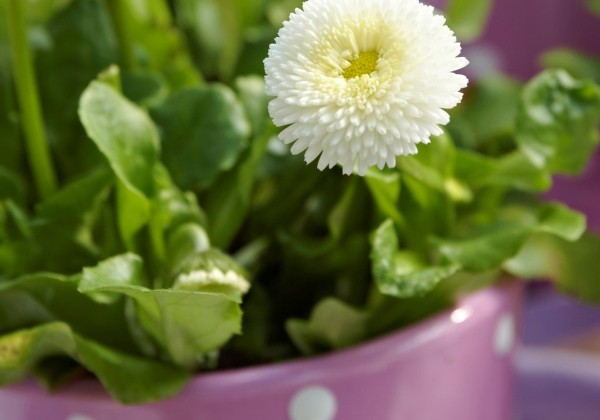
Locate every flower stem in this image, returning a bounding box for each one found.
[6,0,57,200]
[105,0,135,70]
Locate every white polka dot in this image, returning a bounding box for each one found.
[289,385,337,420]
[66,415,95,420]
[494,313,515,356]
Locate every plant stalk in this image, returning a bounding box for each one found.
[105,0,135,70]
[6,0,57,199]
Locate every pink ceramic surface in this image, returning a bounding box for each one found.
[0,282,522,420]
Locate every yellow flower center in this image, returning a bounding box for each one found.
[342,51,379,79]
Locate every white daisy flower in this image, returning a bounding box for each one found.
[264,0,468,175]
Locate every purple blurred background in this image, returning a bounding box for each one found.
[429,0,600,231]
[476,0,600,79]
[449,1,600,418]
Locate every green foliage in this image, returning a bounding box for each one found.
[1,0,600,405]
[79,75,160,247]
[0,322,189,403]
[79,257,244,369]
[35,0,119,177]
[586,0,600,15]
[506,233,600,303]
[151,84,250,191]
[445,0,492,42]
[542,49,600,83]
[516,70,600,174]
[172,0,245,80]
[286,298,367,355]
[371,219,459,298]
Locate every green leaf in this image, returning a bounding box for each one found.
[286,298,367,355]
[432,223,531,272]
[0,290,52,336]
[397,154,445,192]
[78,278,244,369]
[234,76,271,138]
[36,168,113,220]
[542,49,600,83]
[0,201,35,277]
[79,253,145,304]
[152,84,250,191]
[506,233,600,303]
[1,200,31,240]
[79,80,159,198]
[23,0,73,24]
[266,0,303,27]
[366,288,454,339]
[535,203,586,242]
[121,70,168,107]
[435,202,586,272]
[0,273,136,352]
[119,0,200,89]
[36,0,118,177]
[234,25,278,77]
[365,168,405,227]
[516,69,600,175]
[33,356,84,391]
[79,78,160,247]
[448,75,521,150]
[455,150,551,192]
[397,133,469,201]
[165,223,211,275]
[0,322,77,386]
[327,178,365,241]
[115,180,151,250]
[445,0,492,42]
[148,164,207,265]
[415,132,457,179]
[376,262,460,299]
[32,168,114,273]
[74,332,189,403]
[0,58,22,176]
[233,0,267,28]
[0,322,190,403]
[173,0,243,80]
[370,219,458,297]
[202,77,272,247]
[490,152,552,192]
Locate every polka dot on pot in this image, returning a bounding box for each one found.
[289,385,337,420]
[494,313,515,356]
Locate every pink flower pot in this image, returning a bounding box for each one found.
[0,282,522,420]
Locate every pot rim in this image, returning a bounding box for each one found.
[178,281,518,395]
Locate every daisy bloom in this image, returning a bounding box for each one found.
[264,0,468,175]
